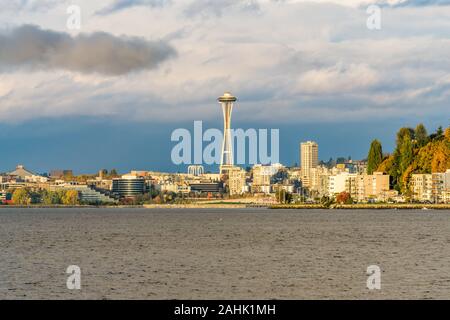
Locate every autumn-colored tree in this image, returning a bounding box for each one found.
[336,192,353,204]
[42,190,63,205]
[377,125,450,193]
[12,188,31,205]
[62,190,79,205]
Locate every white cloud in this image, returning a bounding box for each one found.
[0,0,450,124]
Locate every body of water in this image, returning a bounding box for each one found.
[1,208,449,299]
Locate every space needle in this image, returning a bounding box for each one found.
[218,92,237,175]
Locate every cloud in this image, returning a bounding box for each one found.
[184,0,261,17]
[1,0,61,12]
[0,25,176,76]
[372,0,450,6]
[1,1,450,125]
[296,64,380,94]
[96,0,170,15]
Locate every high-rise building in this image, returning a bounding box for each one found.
[218,92,237,175]
[300,141,318,187]
[228,166,247,196]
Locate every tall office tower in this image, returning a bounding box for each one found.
[218,92,237,175]
[300,141,319,187]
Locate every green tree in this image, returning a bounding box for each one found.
[389,127,415,190]
[415,123,428,147]
[109,169,119,178]
[367,139,383,174]
[12,188,31,205]
[62,190,79,205]
[42,190,62,205]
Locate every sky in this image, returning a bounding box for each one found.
[0,0,449,174]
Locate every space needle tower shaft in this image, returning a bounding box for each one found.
[218,92,237,175]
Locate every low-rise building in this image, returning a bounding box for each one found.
[8,165,49,183]
[112,175,146,198]
[410,174,433,202]
[328,172,390,202]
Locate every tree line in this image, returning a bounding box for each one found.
[367,124,450,192]
[9,189,80,206]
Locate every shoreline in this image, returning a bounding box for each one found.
[1,204,450,210]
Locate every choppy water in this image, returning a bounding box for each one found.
[0,208,449,300]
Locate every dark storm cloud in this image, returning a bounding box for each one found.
[96,0,170,15]
[0,25,176,76]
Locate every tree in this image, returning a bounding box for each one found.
[399,132,414,192]
[62,190,79,205]
[42,190,62,205]
[336,192,353,204]
[367,139,383,174]
[12,188,31,205]
[109,169,119,178]
[415,124,428,147]
[276,189,293,204]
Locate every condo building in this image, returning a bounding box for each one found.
[328,171,390,202]
[228,166,247,196]
[410,174,433,202]
[252,163,284,194]
[300,141,318,188]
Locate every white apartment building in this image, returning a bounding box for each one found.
[252,163,284,193]
[410,174,433,202]
[328,172,390,202]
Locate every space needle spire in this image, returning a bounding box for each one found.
[218,92,237,175]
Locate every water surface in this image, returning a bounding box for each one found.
[1,208,449,299]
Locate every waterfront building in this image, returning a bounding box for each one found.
[410,174,433,202]
[410,170,450,204]
[189,182,223,194]
[112,175,146,198]
[252,163,284,193]
[328,172,390,202]
[228,166,247,196]
[62,185,118,204]
[300,141,319,188]
[328,172,353,196]
[363,172,390,201]
[432,170,450,203]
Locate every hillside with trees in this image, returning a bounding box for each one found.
[375,124,450,192]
